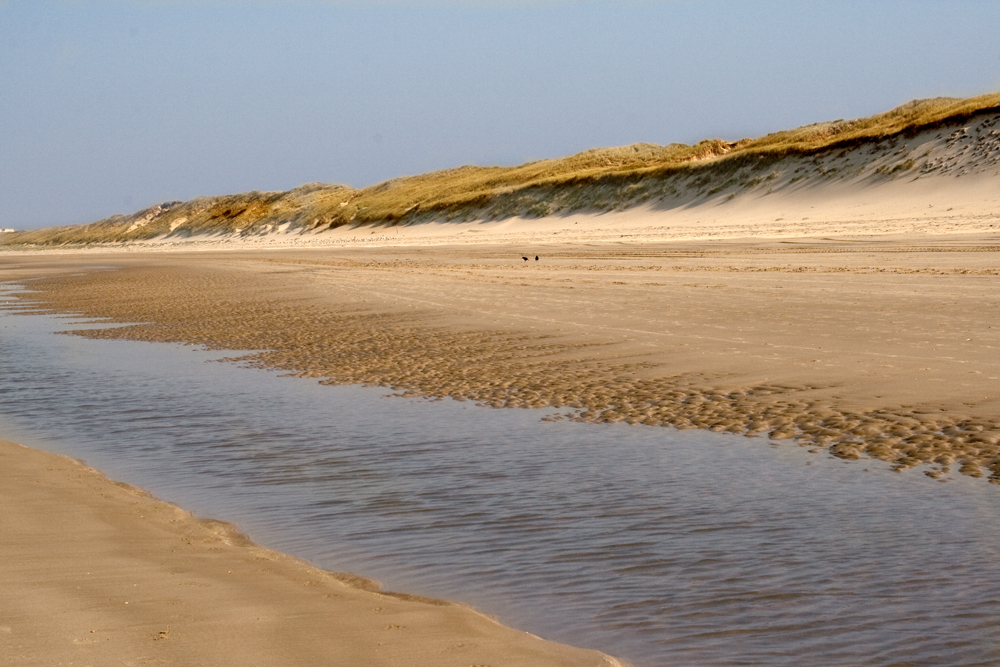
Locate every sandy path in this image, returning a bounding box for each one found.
[0,438,619,667]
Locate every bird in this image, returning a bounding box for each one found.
[535,256,539,261]
[522,256,528,261]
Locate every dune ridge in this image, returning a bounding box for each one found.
[3,92,999,246]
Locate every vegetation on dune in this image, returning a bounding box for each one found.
[4,91,1000,246]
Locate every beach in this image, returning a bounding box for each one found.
[5,218,1000,480]
[3,134,1000,664]
[6,0,1000,660]
[3,228,1000,664]
[0,437,620,666]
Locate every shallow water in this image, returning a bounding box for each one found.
[1,294,999,667]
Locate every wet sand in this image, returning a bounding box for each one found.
[0,438,618,666]
[3,232,1000,482]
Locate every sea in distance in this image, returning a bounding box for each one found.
[1,285,999,667]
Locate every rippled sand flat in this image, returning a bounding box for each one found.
[3,231,1000,484]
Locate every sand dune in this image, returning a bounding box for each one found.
[2,92,998,247]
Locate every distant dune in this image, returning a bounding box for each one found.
[3,91,999,247]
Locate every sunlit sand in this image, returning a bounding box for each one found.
[2,94,999,665]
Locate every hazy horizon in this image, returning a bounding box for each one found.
[3,0,1000,230]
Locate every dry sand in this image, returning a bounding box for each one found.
[0,438,620,667]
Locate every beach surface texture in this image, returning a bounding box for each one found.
[0,438,619,666]
[2,93,1000,665]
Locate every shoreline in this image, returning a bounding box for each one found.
[3,231,1000,485]
[2,214,999,664]
[0,436,623,666]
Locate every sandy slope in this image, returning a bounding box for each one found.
[0,439,621,667]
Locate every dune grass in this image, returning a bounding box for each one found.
[5,91,1000,246]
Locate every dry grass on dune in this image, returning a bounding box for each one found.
[4,92,1000,246]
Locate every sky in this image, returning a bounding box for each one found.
[1,1,999,230]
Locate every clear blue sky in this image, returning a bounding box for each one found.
[2,1,999,229]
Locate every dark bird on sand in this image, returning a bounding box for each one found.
[522,256,528,261]
[535,256,539,261]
